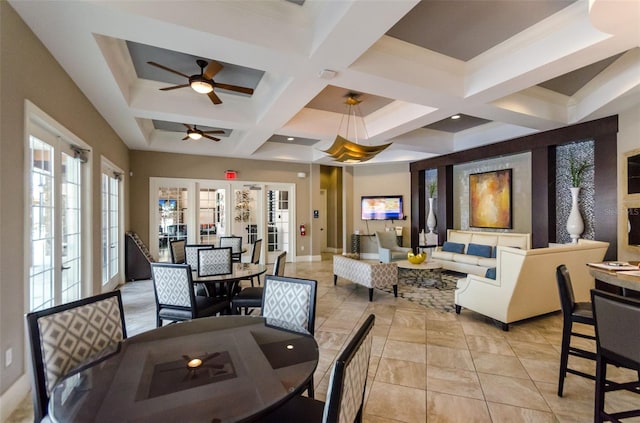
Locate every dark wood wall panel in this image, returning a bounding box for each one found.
[594,132,618,260]
[531,147,554,248]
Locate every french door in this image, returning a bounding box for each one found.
[28,125,86,311]
[101,161,122,291]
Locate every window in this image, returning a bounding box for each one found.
[102,162,122,289]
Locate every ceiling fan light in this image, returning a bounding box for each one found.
[190,77,214,94]
[188,131,202,140]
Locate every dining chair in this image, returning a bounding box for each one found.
[169,239,186,264]
[555,264,597,397]
[262,274,317,397]
[220,236,243,262]
[245,239,263,286]
[150,262,229,327]
[184,244,214,296]
[25,291,127,423]
[197,247,233,277]
[260,314,375,422]
[591,289,640,423]
[231,250,285,316]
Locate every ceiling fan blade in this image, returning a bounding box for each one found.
[214,83,254,95]
[203,134,221,142]
[208,91,222,105]
[160,84,190,91]
[183,124,194,131]
[147,61,190,79]
[203,60,223,79]
[182,136,189,141]
[203,130,225,134]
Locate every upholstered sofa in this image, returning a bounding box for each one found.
[454,239,609,330]
[432,230,531,276]
[333,254,398,301]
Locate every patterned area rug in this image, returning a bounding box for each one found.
[381,270,466,313]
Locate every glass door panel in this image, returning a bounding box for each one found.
[102,172,120,290]
[198,187,225,245]
[60,152,82,303]
[232,187,261,254]
[158,187,188,262]
[266,185,291,263]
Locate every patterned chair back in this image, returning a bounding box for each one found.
[151,263,194,308]
[261,275,316,335]
[220,236,242,262]
[273,251,287,276]
[184,244,214,272]
[170,239,186,264]
[323,314,375,423]
[198,247,233,277]
[25,291,127,422]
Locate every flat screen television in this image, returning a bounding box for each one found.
[361,195,404,220]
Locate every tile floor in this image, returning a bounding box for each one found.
[6,257,640,422]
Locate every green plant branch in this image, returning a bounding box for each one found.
[569,156,593,188]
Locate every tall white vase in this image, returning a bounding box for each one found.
[427,197,436,233]
[566,187,584,243]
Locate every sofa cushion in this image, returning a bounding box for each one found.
[432,250,455,261]
[448,231,472,246]
[454,254,480,265]
[441,241,465,254]
[491,246,497,258]
[498,235,528,250]
[485,268,497,279]
[477,257,497,267]
[466,243,492,258]
[470,234,498,247]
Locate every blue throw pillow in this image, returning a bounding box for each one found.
[485,267,496,279]
[441,241,465,254]
[491,246,497,258]
[467,243,492,258]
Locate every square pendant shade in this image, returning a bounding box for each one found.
[323,135,391,163]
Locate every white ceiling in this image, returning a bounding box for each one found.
[9,0,640,166]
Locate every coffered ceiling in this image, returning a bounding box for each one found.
[9,0,640,166]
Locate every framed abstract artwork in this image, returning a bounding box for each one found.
[469,169,512,229]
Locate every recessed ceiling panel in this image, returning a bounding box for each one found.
[267,134,319,147]
[424,114,491,133]
[387,0,576,61]
[305,85,393,116]
[538,52,625,96]
[127,41,264,95]
[153,120,231,137]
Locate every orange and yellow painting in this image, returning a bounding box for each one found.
[469,169,512,229]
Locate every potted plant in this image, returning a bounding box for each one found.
[569,157,592,188]
[428,181,437,198]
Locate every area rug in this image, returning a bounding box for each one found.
[381,271,465,313]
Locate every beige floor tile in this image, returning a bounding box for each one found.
[365,381,426,423]
[425,330,468,349]
[388,326,427,344]
[535,379,594,421]
[487,402,556,423]
[520,357,561,384]
[383,339,427,363]
[466,334,515,356]
[376,357,426,389]
[426,345,474,371]
[426,319,464,334]
[478,372,550,411]
[392,309,427,329]
[509,339,560,362]
[314,330,349,350]
[426,390,492,423]
[426,365,484,399]
[471,351,530,379]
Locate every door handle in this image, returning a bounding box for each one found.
[61,265,71,271]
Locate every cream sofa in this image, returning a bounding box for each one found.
[454,239,609,330]
[432,230,531,276]
[333,254,398,301]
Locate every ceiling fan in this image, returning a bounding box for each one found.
[182,124,225,141]
[147,59,254,105]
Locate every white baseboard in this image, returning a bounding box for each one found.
[322,247,341,254]
[0,374,29,422]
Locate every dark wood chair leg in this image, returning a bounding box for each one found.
[594,354,606,423]
[393,284,398,297]
[368,288,373,302]
[557,322,572,397]
[455,305,461,314]
[307,376,314,399]
[333,274,338,285]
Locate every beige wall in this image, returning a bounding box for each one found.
[320,165,343,250]
[129,151,313,258]
[0,2,130,396]
[352,163,412,254]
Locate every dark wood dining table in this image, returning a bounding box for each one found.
[48,315,319,423]
[589,265,640,295]
[193,263,268,299]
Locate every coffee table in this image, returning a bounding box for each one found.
[396,260,443,287]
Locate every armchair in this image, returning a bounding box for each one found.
[375,231,411,263]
